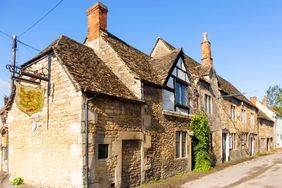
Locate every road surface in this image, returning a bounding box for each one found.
[182,152,282,188]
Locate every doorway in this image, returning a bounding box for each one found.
[222,130,229,163]
[249,134,254,156]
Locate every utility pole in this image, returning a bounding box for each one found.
[10,35,17,93]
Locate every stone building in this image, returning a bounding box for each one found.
[250,96,276,151]
[3,2,261,187]
[151,33,259,164]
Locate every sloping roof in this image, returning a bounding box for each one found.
[155,38,256,108]
[258,110,274,122]
[150,37,176,57]
[218,76,255,108]
[149,48,182,84]
[102,32,161,85]
[22,35,138,101]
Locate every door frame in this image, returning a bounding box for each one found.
[222,129,230,163]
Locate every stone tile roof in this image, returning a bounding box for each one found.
[22,35,138,101]
[149,48,182,84]
[157,38,256,108]
[217,76,255,108]
[102,32,161,85]
[258,110,274,122]
[150,38,176,56]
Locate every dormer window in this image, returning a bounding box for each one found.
[175,81,187,106]
[162,56,190,115]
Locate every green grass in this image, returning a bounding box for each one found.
[141,179,162,186]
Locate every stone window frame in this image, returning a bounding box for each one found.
[230,105,236,121]
[241,109,247,124]
[175,131,188,159]
[229,133,236,150]
[95,137,112,161]
[204,94,212,114]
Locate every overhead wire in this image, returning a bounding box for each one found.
[0,30,12,39]
[18,0,65,37]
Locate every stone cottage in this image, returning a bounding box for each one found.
[250,96,277,151]
[4,2,261,187]
[151,33,259,163]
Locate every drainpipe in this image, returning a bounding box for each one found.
[84,97,95,188]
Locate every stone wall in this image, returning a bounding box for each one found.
[7,57,84,187]
[258,119,274,152]
[143,84,192,180]
[87,96,143,188]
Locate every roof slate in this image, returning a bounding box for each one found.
[149,48,182,84]
[258,110,274,122]
[23,35,138,101]
[154,38,256,108]
[102,32,161,85]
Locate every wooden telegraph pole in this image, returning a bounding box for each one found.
[10,35,17,93]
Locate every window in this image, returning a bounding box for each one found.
[175,81,187,106]
[250,113,255,126]
[182,132,187,157]
[241,109,246,123]
[176,132,180,158]
[229,133,236,150]
[98,144,109,159]
[162,57,190,115]
[204,94,212,114]
[241,133,247,149]
[231,105,236,121]
[176,131,187,158]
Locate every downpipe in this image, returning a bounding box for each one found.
[84,97,95,188]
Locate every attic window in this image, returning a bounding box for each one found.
[175,81,187,106]
[162,57,190,115]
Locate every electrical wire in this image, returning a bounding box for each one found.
[19,0,65,37]
[18,40,41,52]
[0,30,12,39]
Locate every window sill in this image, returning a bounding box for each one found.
[162,110,191,119]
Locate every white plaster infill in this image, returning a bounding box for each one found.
[162,110,191,119]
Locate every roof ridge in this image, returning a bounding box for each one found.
[150,48,182,60]
[105,32,151,58]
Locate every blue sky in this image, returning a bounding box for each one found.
[0,0,281,107]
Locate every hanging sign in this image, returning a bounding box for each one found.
[15,83,44,116]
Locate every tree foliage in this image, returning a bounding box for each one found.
[266,85,282,115]
[190,112,211,172]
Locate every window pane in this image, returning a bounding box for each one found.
[204,95,207,112]
[176,132,180,158]
[98,144,109,159]
[181,84,186,105]
[182,132,186,157]
[176,82,181,104]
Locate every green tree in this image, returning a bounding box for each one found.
[266,85,282,115]
[190,112,211,172]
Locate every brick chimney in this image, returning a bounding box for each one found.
[86,2,108,42]
[250,96,257,105]
[201,32,213,66]
[262,96,268,107]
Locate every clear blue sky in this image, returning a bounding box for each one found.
[0,0,281,107]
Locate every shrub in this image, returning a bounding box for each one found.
[190,112,212,172]
[11,177,24,186]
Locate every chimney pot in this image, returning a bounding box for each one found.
[250,96,257,105]
[86,2,108,42]
[262,96,268,107]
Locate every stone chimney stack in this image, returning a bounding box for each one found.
[262,96,268,107]
[86,2,108,42]
[201,32,213,66]
[250,96,257,105]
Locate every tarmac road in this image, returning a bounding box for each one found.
[182,152,282,188]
